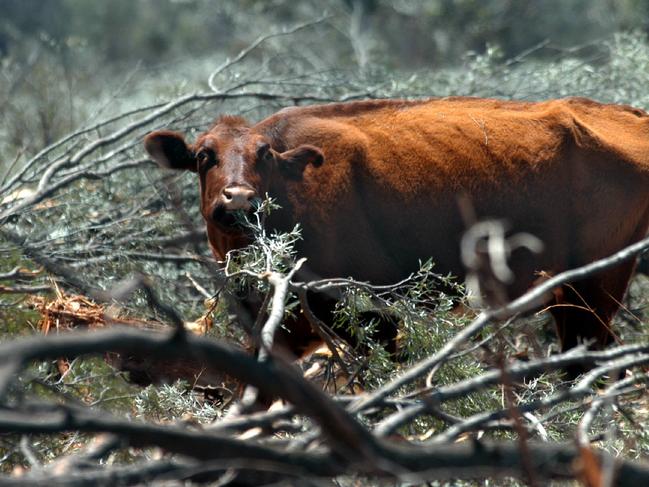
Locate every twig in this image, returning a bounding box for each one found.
[207,16,332,92]
[373,344,649,437]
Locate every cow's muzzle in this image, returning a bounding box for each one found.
[210,185,257,231]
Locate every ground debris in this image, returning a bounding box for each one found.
[29,284,224,388]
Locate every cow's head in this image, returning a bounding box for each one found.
[144,116,324,255]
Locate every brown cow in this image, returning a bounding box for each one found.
[144,97,649,364]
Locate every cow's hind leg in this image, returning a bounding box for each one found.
[550,259,636,376]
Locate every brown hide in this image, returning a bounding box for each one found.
[145,97,649,359]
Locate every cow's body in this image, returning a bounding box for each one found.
[145,97,649,359]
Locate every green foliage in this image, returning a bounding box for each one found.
[331,260,474,392]
[135,380,221,424]
[222,198,303,280]
[12,357,139,411]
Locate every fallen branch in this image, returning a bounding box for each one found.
[350,234,649,414]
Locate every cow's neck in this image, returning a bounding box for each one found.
[265,179,299,235]
[207,227,251,263]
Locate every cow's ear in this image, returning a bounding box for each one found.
[277,145,324,179]
[144,130,196,172]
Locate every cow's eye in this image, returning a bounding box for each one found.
[197,150,209,164]
[196,150,216,170]
[257,143,272,163]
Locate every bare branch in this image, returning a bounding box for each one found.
[207,16,333,92]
